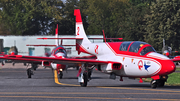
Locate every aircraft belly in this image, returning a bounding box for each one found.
[119,57,161,77]
[51,63,57,69]
[100,63,113,73]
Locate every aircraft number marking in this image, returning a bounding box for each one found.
[95,45,99,54]
[138,60,143,70]
[77,27,80,35]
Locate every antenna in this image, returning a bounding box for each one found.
[102,30,106,42]
[55,24,59,46]
[163,38,165,48]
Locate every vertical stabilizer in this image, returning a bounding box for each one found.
[74,9,91,55]
[74,9,90,44]
[55,24,59,46]
[163,38,165,48]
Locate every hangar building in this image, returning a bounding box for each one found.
[0,35,103,57]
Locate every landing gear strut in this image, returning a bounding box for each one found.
[32,64,38,70]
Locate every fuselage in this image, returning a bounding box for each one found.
[49,45,67,71]
[77,41,176,78]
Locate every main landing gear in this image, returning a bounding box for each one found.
[78,65,94,87]
[27,68,33,78]
[79,72,88,87]
[150,75,168,88]
[26,63,38,78]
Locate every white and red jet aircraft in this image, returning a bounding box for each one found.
[1,25,73,79]
[2,9,178,88]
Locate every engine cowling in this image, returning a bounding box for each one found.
[98,63,122,73]
[42,61,51,67]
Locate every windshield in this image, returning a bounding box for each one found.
[55,49,66,54]
[129,41,147,53]
[140,46,156,56]
[119,41,132,51]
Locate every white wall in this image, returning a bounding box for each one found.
[0,35,103,57]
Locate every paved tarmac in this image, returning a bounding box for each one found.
[0,63,180,101]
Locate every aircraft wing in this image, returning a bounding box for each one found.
[171,58,180,62]
[0,56,42,64]
[4,55,120,65]
[170,56,180,62]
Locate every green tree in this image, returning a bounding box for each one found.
[55,0,89,35]
[0,0,63,35]
[144,0,180,51]
[55,0,78,35]
[85,0,129,39]
[129,0,155,5]
[117,2,150,41]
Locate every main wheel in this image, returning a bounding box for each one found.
[80,72,88,87]
[59,71,63,79]
[27,68,32,78]
[151,80,157,89]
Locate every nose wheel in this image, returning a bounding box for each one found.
[58,71,63,79]
[150,80,158,88]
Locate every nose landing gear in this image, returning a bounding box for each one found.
[150,75,168,88]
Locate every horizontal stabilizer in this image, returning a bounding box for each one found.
[26,44,76,47]
[88,38,123,40]
[26,45,56,47]
[37,38,83,40]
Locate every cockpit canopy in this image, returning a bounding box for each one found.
[51,45,67,56]
[119,41,156,55]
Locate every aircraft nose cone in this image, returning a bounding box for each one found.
[55,53,65,58]
[161,60,176,75]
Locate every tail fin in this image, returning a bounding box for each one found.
[163,38,165,48]
[55,24,59,46]
[74,9,91,44]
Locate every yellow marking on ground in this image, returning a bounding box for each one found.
[0,92,179,95]
[53,70,180,93]
[54,70,79,86]
[0,95,179,100]
[53,70,180,94]
[98,87,180,93]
